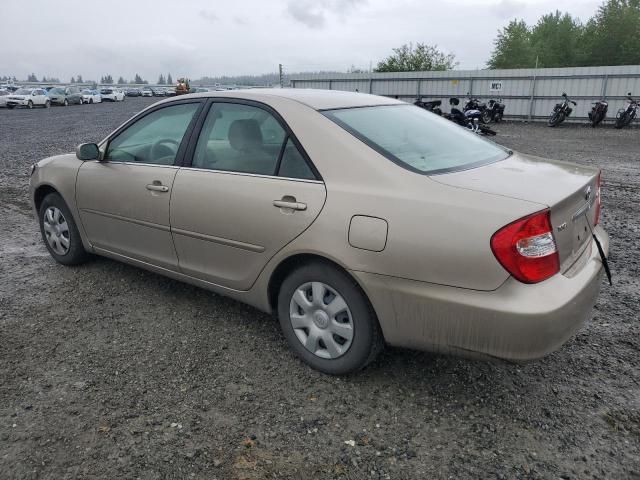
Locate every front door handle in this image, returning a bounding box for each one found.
[273,199,307,211]
[146,183,169,193]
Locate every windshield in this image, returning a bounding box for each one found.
[50,88,65,94]
[324,104,509,175]
[82,90,92,94]
[15,89,31,95]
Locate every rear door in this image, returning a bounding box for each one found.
[170,100,326,290]
[76,101,203,270]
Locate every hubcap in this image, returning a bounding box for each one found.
[289,282,354,359]
[43,207,70,255]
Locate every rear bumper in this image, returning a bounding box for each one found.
[353,225,609,361]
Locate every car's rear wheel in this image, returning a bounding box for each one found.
[277,261,383,375]
[38,193,91,266]
[44,100,50,108]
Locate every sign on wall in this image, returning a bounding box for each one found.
[489,80,503,93]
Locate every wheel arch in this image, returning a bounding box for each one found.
[266,253,380,324]
[33,184,60,212]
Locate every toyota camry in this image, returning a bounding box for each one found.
[29,89,609,374]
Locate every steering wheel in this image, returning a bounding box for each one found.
[150,139,180,163]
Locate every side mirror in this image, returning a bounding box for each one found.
[76,143,100,161]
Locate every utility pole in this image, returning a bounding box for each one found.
[279,64,284,88]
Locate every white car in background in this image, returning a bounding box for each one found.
[141,87,153,97]
[100,87,125,102]
[6,88,50,109]
[81,89,102,104]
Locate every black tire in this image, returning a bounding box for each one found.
[615,112,632,129]
[27,100,33,109]
[63,99,69,106]
[277,261,384,375]
[548,111,564,127]
[495,112,503,123]
[481,110,492,124]
[7,105,15,109]
[44,100,50,109]
[38,193,91,266]
[89,98,93,104]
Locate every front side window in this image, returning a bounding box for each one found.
[324,105,509,175]
[105,103,199,165]
[192,103,286,176]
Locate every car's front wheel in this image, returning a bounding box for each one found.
[38,193,91,265]
[27,100,33,109]
[277,261,383,375]
[63,99,69,106]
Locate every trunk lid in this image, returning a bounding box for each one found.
[432,152,599,271]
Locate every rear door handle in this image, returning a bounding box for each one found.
[273,199,307,211]
[146,183,169,192]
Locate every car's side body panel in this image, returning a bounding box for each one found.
[170,168,327,290]
[76,162,180,270]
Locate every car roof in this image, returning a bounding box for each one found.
[179,88,403,111]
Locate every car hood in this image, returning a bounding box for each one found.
[430,151,598,207]
[9,95,27,100]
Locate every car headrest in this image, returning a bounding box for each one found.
[229,119,263,151]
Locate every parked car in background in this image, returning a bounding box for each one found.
[28,89,609,375]
[48,86,83,106]
[164,87,176,96]
[192,87,210,93]
[81,89,102,104]
[152,87,165,97]
[125,88,141,97]
[6,88,50,109]
[0,89,10,107]
[100,88,125,102]
[141,87,153,97]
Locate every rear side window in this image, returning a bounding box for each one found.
[324,104,509,175]
[192,102,316,180]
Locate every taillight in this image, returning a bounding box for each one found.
[490,209,560,284]
[594,171,601,226]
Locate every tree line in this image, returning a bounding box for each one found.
[373,0,638,72]
[488,0,639,68]
[2,73,177,85]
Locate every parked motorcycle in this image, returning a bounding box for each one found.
[614,92,637,129]
[414,98,442,116]
[548,93,576,127]
[445,97,496,135]
[588,100,608,127]
[484,98,506,123]
[463,96,489,123]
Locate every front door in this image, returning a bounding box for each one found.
[170,101,326,290]
[76,102,201,270]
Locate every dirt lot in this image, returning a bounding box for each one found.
[1,99,638,479]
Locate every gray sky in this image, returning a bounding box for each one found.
[1,0,601,81]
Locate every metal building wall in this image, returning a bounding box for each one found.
[290,66,640,122]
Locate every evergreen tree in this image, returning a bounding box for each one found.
[167,73,173,85]
[158,74,166,84]
[487,20,535,68]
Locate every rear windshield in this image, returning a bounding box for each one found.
[15,89,31,95]
[323,104,509,175]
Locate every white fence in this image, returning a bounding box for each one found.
[290,65,640,122]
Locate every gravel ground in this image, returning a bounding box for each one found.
[1,99,639,480]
